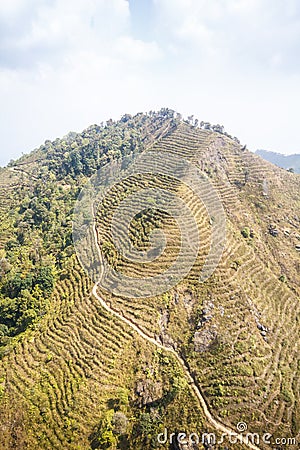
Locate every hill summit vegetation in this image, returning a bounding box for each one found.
[0,109,299,450]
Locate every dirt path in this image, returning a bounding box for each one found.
[91,204,261,450]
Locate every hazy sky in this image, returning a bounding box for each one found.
[1,0,300,166]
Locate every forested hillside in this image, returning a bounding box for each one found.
[0,109,299,449]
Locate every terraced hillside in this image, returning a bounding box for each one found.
[0,110,299,449]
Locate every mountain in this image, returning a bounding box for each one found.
[0,109,300,450]
[256,149,300,173]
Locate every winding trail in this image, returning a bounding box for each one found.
[91,205,261,450]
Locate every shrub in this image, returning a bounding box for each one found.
[241,227,251,238]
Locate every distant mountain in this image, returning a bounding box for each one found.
[256,149,300,173]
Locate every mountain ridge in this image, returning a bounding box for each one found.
[0,110,299,449]
[256,149,300,174]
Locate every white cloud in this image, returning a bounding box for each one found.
[0,0,131,68]
[0,0,300,165]
[154,0,300,73]
[0,0,167,164]
[0,0,29,17]
[178,19,213,43]
[226,0,261,14]
[115,36,163,62]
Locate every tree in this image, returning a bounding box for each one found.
[90,410,117,449]
[187,115,194,125]
[241,227,251,238]
[35,266,55,294]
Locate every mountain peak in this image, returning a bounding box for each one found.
[0,109,300,449]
